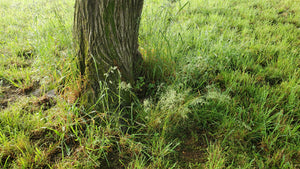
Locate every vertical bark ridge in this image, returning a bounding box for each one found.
[74,0,144,105]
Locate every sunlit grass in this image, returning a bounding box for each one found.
[0,0,299,168]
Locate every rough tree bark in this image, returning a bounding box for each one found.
[74,0,144,105]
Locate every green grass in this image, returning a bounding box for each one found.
[1,0,299,168]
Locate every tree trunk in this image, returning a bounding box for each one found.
[74,0,144,106]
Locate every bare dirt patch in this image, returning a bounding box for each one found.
[0,152,16,167]
[29,127,80,165]
[3,60,31,69]
[33,95,57,111]
[178,137,207,164]
[176,130,213,168]
[0,76,58,112]
[0,79,20,110]
[17,48,35,60]
[0,79,42,110]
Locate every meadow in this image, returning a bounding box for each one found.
[0,0,299,168]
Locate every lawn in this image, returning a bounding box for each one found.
[0,0,299,168]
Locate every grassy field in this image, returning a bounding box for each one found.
[0,0,299,168]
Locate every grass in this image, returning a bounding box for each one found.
[0,0,299,168]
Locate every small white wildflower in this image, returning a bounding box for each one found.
[143,99,151,108]
[189,97,207,106]
[104,73,109,78]
[206,85,231,103]
[143,99,152,113]
[119,81,132,91]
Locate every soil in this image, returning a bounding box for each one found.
[176,130,213,168]
[0,79,20,110]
